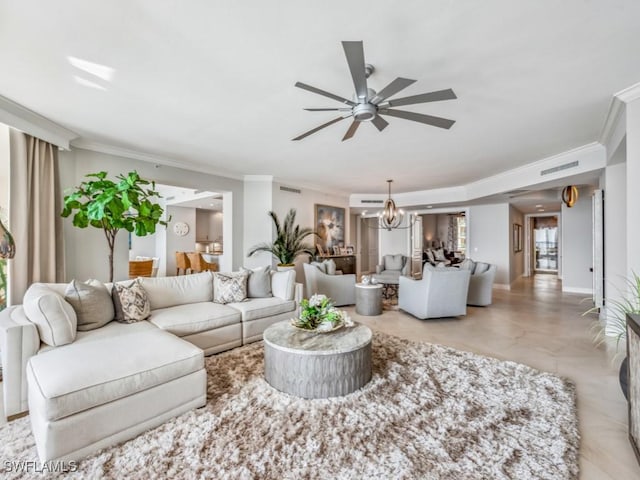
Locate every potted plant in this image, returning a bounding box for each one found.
[247,208,316,269]
[586,271,640,399]
[61,171,169,282]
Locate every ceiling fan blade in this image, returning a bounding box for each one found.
[295,82,355,106]
[371,115,389,132]
[292,116,348,141]
[378,109,455,129]
[370,78,416,105]
[341,41,368,102]
[304,107,352,111]
[342,120,361,141]
[385,88,457,108]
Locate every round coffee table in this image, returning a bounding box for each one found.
[355,283,383,316]
[263,321,372,399]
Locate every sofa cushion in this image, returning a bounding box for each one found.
[434,248,447,262]
[384,254,405,271]
[149,302,241,336]
[459,258,476,273]
[271,269,296,301]
[227,297,296,322]
[241,266,273,298]
[138,272,213,310]
[64,279,114,331]
[23,283,77,347]
[112,280,151,323]
[213,271,249,304]
[27,328,202,422]
[426,249,436,263]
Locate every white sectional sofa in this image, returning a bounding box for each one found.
[0,269,301,463]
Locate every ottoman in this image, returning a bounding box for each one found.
[27,326,206,462]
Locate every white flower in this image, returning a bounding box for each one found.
[343,312,354,327]
[309,294,327,307]
[315,321,333,332]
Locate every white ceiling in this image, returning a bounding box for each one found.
[156,184,222,211]
[1,1,639,195]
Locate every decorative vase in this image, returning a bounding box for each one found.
[362,275,371,285]
[277,264,295,272]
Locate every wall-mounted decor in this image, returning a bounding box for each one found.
[513,223,523,253]
[562,185,579,208]
[315,204,345,252]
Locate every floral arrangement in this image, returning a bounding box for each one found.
[292,294,353,332]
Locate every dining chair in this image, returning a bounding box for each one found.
[175,252,191,275]
[187,252,219,273]
[128,259,154,279]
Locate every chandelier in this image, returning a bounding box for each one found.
[365,180,416,231]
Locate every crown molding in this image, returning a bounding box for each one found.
[244,175,273,182]
[0,95,78,148]
[70,138,244,181]
[599,96,625,151]
[615,81,640,103]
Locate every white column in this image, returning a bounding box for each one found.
[243,176,274,269]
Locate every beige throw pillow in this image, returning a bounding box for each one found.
[241,266,273,298]
[112,280,151,323]
[65,279,114,331]
[213,271,249,304]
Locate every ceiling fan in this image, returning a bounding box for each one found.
[293,41,457,141]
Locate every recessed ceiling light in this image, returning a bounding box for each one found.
[535,204,542,208]
[426,206,433,209]
[538,208,545,212]
[210,203,214,206]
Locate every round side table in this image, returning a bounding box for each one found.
[355,283,383,316]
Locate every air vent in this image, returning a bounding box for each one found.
[361,199,384,204]
[279,186,301,194]
[540,161,579,176]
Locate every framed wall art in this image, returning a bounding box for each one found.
[315,204,345,253]
[513,223,523,253]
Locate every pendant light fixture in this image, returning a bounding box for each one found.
[364,180,416,231]
[0,217,15,259]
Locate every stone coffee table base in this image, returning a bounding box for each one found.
[263,321,372,399]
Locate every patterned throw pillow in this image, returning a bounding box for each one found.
[112,280,151,323]
[213,271,249,304]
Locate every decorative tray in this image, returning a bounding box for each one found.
[290,319,344,333]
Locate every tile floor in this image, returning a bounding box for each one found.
[348,274,639,479]
[1,274,638,478]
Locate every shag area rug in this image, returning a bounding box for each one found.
[0,332,579,479]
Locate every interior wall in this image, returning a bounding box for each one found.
[272,182,349,282]
[509,205,525,284]
[58,147,244,282]
[165,206,197,275]
[244,177,273,269]
[378,216,411,261]
[560,186,594,293]
[467,203,510,287]
[421,214,437,246]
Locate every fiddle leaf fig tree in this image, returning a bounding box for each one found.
[61,171,168,282]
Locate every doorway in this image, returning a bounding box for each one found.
[532,216,559,273]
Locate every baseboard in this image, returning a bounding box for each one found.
[562,287,593,295]
[493,283,511,290]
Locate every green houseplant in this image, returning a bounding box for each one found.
[61,171,168,282]
[247,209,316,267]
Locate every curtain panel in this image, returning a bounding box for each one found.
[8,130,64,305]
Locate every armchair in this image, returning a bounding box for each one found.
[374,254,409,285]
[302,263,356,306]
[398,265,471,319]
[467,263,497,306]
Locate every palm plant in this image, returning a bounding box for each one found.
[247,209,316,266]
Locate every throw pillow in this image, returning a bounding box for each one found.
[241,266,273,298]
[459,258,476,273]
[474,262,490,274]
[310,261,327,274]
[323,259,337,275]
[426,249,436,263]
[434,248,447,262]
[23,283,77,347]
[385,254,404,271]
[213,271,249,304]
[65,279,114,331]
[112,280,151,323]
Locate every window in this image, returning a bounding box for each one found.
[456,216,466,253]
